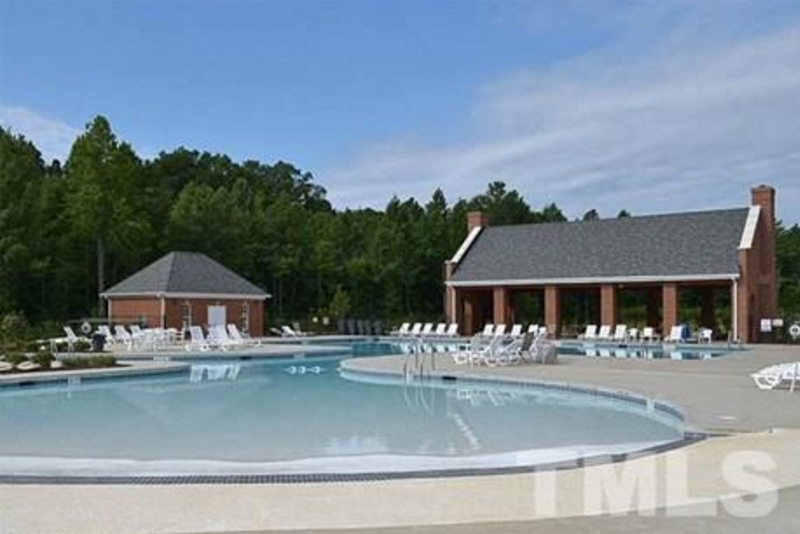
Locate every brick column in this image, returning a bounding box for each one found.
[662,283,678,336]
[493,287,510,326]
[463,295,476,336]
[737,250,752,343]
[443,261,456,325]
[544,285,560,337]
[600,285,617,326]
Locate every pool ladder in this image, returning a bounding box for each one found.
[401,338,436,381]
[401,339,437,413]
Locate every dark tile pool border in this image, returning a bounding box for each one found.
[0,433,706,485]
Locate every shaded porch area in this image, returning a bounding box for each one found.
[448,280,736,340]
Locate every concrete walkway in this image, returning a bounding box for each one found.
[341,344,800,433]
[1,430,798,533]
[246,484,800,534]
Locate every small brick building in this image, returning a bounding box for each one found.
[445,186,778,343]
[102,252,269,336]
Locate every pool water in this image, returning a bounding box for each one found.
[0,343,685,476]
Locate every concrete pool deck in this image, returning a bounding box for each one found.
[0,360,188,387]
[342,344,800,433]
[103,341,351,360]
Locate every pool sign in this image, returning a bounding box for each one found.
[790,324,800,340]
[81,321,92,335]
[759,319,772,333]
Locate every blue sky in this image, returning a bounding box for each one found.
[1,0,799,221]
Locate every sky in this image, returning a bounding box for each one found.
[1,0,799,222]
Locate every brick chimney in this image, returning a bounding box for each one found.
[751,185,775,232]
[467,211,489,233]
[751,184,778,322]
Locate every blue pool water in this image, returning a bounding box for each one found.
[0,343,685,476]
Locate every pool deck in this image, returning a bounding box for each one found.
[102,341,351,360]
[0,360,188,386]
[342,344,800,433]
[1,343,799,533]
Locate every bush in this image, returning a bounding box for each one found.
[61,355,117,369]
[2,352,28,365]
[0,312,29,352]
[31,351,54,368]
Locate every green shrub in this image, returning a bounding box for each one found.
[31,351,54,368]
[2,352,28,365]
[61,355,117,369]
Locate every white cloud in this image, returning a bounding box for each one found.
[0,105,80,162]
[325,18,800,223]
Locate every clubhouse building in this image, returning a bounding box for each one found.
[101,251,269,336]
[445,185,778,343]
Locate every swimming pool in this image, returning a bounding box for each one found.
[0,343,686,478]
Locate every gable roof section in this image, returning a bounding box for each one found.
[449,208,750,285]
[102,252,269,299]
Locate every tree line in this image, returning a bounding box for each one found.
[1,116,799,332]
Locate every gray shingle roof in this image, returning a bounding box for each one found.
[450,208,750,283]
[102,252,269,298]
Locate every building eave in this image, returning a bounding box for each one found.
[101,291,271,301]
[449,226,482,265]
[446,273,739,288]
[738,205,761,250]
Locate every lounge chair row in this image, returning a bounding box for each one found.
[392,322,459,338]
[579,324,713,344]
[477,324,547,338]
[185,325,260,352]
[52,324,259,353]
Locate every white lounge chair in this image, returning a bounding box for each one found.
[392,323,410,336]
[207,325,236,350]
[478,324,494,338]
[698,328,713,344]
[185,326,210,352]
[444,323,459,337]
[227,324,261,347]
[420,323,434,337]
[527,324,539,334]
[114,325,135,350]
[580,324,597,340]
[129,325,146,343]
[433,323,447,337]
[665,325,685,343]
[752,362,800,391]
[612,324,627,343]
[494,324,507,337]
[597,325,612,341]
[538,325,548,337]
[508,324,523,338]
[50,326,89,353]
[641,327,660,343]
[408,323,423,337]
[627,328,639,342]
[280,325,299,337]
